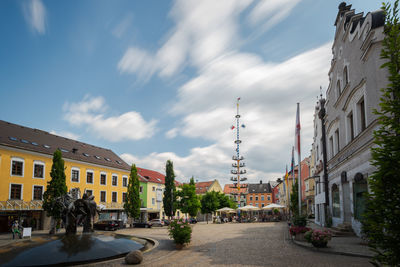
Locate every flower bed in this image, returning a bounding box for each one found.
[304,229,332,248]
[168,219,192,246]
[289,226,311,236]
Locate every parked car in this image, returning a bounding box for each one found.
[132,221,152,228]
[189,218,197,224]
[115,219,126,229]
[149,219,164,227]
[93,220,120,231]
[162,219,170,226]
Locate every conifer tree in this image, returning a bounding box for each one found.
[43,149,68,233]
[362,1,400,265]
[163,160,177,218]
[124,164,141,221]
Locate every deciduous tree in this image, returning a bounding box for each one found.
[178,177,201,218]
[200,191,219,224]
[362,1,400,265]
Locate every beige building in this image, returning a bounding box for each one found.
[194,180,223,195]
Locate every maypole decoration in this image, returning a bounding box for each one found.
[230,97,247,208]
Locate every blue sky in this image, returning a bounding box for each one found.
[0,0,382,185]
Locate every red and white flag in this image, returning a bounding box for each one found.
[295,103,301,155]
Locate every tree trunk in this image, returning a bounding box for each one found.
[206,214,208,224]
[49,217,56,235]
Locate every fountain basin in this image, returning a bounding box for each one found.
[2,233,145,266]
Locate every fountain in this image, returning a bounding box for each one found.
[2,189,147,266]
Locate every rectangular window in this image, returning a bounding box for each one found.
[359,98,366,132]
[139,186,143,193]
[33,186,43,200]
[255,203,259,207]
[329,136,334,158]
[86,171,93,184]
[86,190,93,196]
[100,173,106,185]
[12,160,23,176]
[122,192,127,202]
[123,177,128,187]
[261,195,264,201]
[262,203,265,207]
[255,196,258,201]
[267,196,271,201]
[112,175,118,186]
[152,186,155,192]
[348,112,354,141]
[100,191,106,202]
[10,184,22,200]
[152,198,155,205]
[335,129,340,154]
[33,163,44,178]
[249,196,253,201]
[112,192,117,202]
[71,169,80,182]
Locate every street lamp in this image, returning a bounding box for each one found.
[318,96,330,226]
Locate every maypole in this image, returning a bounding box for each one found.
[230,98,247,210]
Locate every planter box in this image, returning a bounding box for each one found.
[294,233,306,241]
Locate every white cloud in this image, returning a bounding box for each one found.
[22,0,47,35]
[118,0,253,80]
[165,128,179,139]
[117,1,330,187]
[112,13,133,38]
[50,130,80,141]
[63,95,157,142]
[248,0,301,28]
[121,43,331,186]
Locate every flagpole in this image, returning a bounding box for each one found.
[296,103,302,215]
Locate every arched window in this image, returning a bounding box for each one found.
[337,80,341,98]
[332,184,340,217]
[353,173,368,221]
[343,66,348,86]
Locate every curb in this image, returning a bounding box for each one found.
[291,238,372,259]
[132,235,159,253]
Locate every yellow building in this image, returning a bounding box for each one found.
[0,120,131,232]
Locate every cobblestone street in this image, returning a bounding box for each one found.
[87,222,371,267]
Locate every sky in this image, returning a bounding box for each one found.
[0,0,382,186]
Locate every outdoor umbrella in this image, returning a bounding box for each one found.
[238,205,260,211]
[216,207,235,212]
[262,203,285,210]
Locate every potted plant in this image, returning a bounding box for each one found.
[289,226,311,241]
[289,215,309,241]
[168,219,192,249]
[304,229,332,248]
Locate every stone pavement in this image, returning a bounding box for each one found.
[290,221,373,258]
[0,222,373,266]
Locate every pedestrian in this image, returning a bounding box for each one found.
[11,220,22,239]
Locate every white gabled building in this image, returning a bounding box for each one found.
[323,2,387,236]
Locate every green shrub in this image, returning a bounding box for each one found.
[168,219,192,245]
[292,215,307,227]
